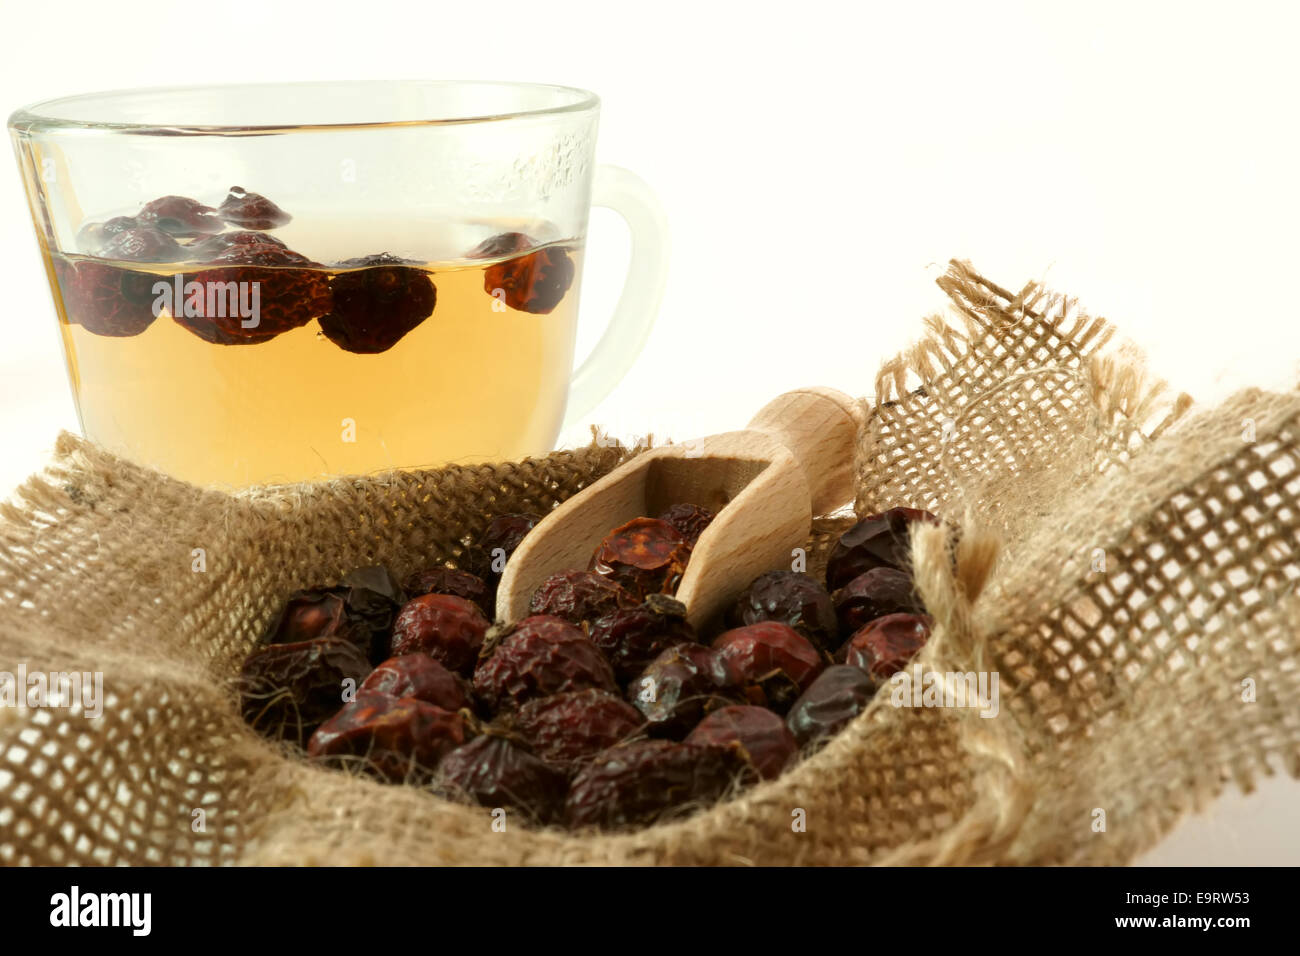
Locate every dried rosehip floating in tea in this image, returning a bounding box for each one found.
[135,195,224,238]
[484,244,576,315]
[360,655,469,712]
[629,643,740,738]
[711,622,825,714]
[176,253,332,345]
[785,665,877,746]
[101,224,186,263]
[512,688,643,770]
[565,740,744,830]
[472,615,616,711]
[466,513,542,586]
[390,594,490,675]
[588,593,696,682]
[466,231,534,259]
[529,570,633,626]
[839,612,934,680]
[217,186,292,230]
[403,567,493,617]
[307,691,468,784]
[319,264,437,354]
[590,517,691,600]
[54,260,158,338]
[833,567,923,637]
[239,637,372,743]
[186,230,288,261]
[436,733,567,823]
[728,570,838,653]
[686,705,798,780]
[336,252,421,267]
[656,502,716,547]
[825,507,941,591]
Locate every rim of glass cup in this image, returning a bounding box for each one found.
[8,80,600,135]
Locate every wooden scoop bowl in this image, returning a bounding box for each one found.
[496,387,864,629]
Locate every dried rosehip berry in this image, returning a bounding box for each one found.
[185,230,287,260]
[656,502,716,547]
[102,215,139,237]
[101,225,185,263]
[336,252,420,267]
[728,570,838,653]
[839,613,934,679]
[391,594,489,675]
[263,570,400,665]
[55,259,158,337]
[589,593,696,682]
[359,654,469,711]
[528,570,631,625]
[628,643,740,738]
[217,186,292,230]
[319,265,436,354]
[833,567,922,637]
[512,688,642,770]
[565,740,745,829]
[176,256,331,345]
[466,513,542,592]
[307,690,468,783]
[136,195,223,237]
[467,231,533,259]
[473,615,616,710]
[711,622,825,714]
[403,567,493,617]
[785,665,877,746]
[484,244,576,315]
[686,705,798,780]
[590,517,690,600]
[436,733,567,823]
[825,507,941,590]
[239,637,372,743]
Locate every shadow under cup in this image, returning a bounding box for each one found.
[9,81,633,488]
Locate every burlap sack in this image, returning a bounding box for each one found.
[1,259,1296,866]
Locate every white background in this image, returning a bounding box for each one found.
[2,0,1297,863]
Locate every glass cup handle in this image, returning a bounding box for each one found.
[562,164,670,428]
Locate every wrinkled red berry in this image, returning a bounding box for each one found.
[785,665,877,746]
[218,186,292,230]
[263,569,401,665]
[175,252,331,345]
[467,231,534,259]
[589,593,696,682]
[484,244,576,315]
[307,691,467,783]
[101,225,185,263]
[436,733,567,823]
[565,740,744,829]
[319,265,436,353]
[390,594,489,675]
[466,513,541,590]
[513,688,643,769]
[473,615,616,710]
[656,502,716,547]
[711,622,825,713]
[686,705,798,780]
[728,570,838,652]
[403,567,493,617]
[360,654,469,711]
[529,570,632,625]
[54,259,158,337]
[839,613,934,679]
[239,637,372,743]
[628,643,739,738]
[136,195,223,237]
[186,230,287,260]
[833,567,922,636]
[825,507,941,590]
[590,517,690,600]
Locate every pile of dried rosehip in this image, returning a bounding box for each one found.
[239,505,939,830]
[57,187,574,349]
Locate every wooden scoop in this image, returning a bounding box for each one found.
[496,387,864,629]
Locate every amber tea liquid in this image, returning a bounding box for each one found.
[48,217,582,488]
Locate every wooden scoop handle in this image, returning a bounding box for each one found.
[745,387,864,514]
